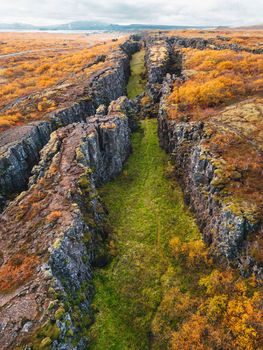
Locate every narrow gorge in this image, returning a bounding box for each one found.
[88,50,200,349]
[0,32,262,350]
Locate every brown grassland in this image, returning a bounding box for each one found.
[0,32,125,131]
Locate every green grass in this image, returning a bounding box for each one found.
[127,49,146,99]
[88,119,200,349]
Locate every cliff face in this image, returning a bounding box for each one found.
[0,38,141,210]
[0,31,261,349]
[0,121,52,207]
[158,76,263,277]
[0,98,135,350]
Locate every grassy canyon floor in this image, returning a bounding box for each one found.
[88,118,200,349]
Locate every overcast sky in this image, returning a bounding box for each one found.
[0,0,262,26]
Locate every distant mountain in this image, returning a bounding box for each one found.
[0,21,209,31]
[39,21,112,31]
[0,22,35,30]
[109,23,206,31]
[234,24,263,30]
[215,26,230,30]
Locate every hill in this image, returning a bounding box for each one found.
[0,21,209,31]
[234,24,263,30]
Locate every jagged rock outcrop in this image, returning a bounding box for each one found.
[158,76,263,277]
[0,100,134,350]
[120,36,142,57]
[0,37,141,210]
[134,35,182,120]
[108,95,140,131]
[145,36,181,102]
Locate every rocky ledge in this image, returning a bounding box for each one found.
[158,76,263,277]
[0,37,141,210]
[0,97,135,350]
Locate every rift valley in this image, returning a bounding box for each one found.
[0,30,262,350]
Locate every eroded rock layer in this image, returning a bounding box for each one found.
[0,99,134,350]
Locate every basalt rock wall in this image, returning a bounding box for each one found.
[158,75,262,277]
[0,97,134,350]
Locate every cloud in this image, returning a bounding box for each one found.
[0,0,262,26]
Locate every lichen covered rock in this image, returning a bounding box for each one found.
[0,105,132,349]
[158,79,263,277]
[144,34,182,116]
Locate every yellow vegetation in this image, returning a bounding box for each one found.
[168,49,263,120]
[0,32,125,131]
[154,238,263,350]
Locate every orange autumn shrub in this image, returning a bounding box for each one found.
[47,211,62,223]
[224,292,262,350]
[169,237,212,267]
[0,254,40,293]
[171,314,224,350]
[168,49,263,119]
[169,269,262,350]
[152,235,262,350]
